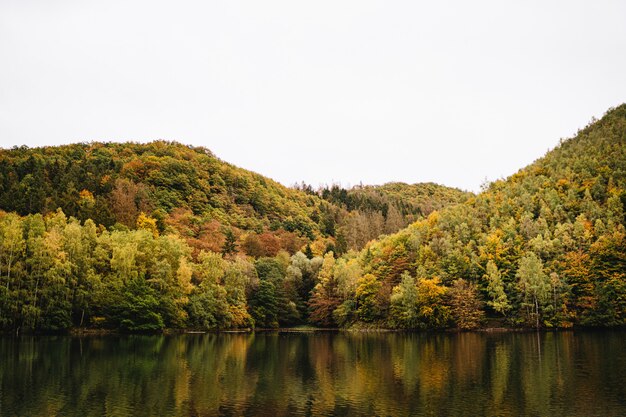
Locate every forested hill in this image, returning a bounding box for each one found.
[330,104,626,329]
[331,182,472,216]
[300,181,471,217]
[0,141,469,257]
[296,181,472,252]
[0,141,322,245]
[0,105,624,333]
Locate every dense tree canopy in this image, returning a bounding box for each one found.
[347,104,626,329]
[0,104,625,332]
[0,141,468,260]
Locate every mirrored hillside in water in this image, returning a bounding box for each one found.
[1,331,625,416]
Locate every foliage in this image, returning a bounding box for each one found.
[0,141,324,257]
[308,253,341,326]
[389,272,420,328]
[1,104,626,331]
[516,252,551,328]
[345,105,626,329]
[446,279,485,329]
[248,280,279,328]
[484,260,511,315]
[355,273,383,323]
[107,279,165,332]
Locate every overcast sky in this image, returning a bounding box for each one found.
[1,1,625,192]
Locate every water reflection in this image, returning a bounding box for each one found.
[1,331,625,416]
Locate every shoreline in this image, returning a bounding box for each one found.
[1,324,621,337]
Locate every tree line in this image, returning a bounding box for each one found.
[0,104,626,332]
[0,141,469,263]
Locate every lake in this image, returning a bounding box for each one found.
[1,330,625,416]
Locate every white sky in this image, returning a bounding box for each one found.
[1,1,625,192]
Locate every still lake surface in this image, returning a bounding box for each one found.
[1,330,625,416]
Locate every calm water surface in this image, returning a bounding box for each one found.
[1,330,625,416]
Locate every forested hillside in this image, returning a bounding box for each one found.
[0,142,323,254]
[0,142,467,259]
[0,141,469,332]
[0,105,625,332]
[317,105,626,329]
[297,181,472,252]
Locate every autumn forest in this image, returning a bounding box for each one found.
[0,105,625,333]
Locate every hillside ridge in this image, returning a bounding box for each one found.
[0,104,624,332]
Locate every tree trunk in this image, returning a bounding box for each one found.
[534,296,540,330]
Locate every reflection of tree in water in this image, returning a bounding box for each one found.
[1,332,625,416]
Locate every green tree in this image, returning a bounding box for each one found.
[304,244,314,260]
[249,280,279,328]
[389,272,419,328]
[0,213,25,293]
[223,258,254,327]
[590,231,626,325]
[516,252,551,329]
[38,221,72,331]
[187,284,231,330]
[221,228,238,256]
[108,278,165,332]
[484,260,511,316]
